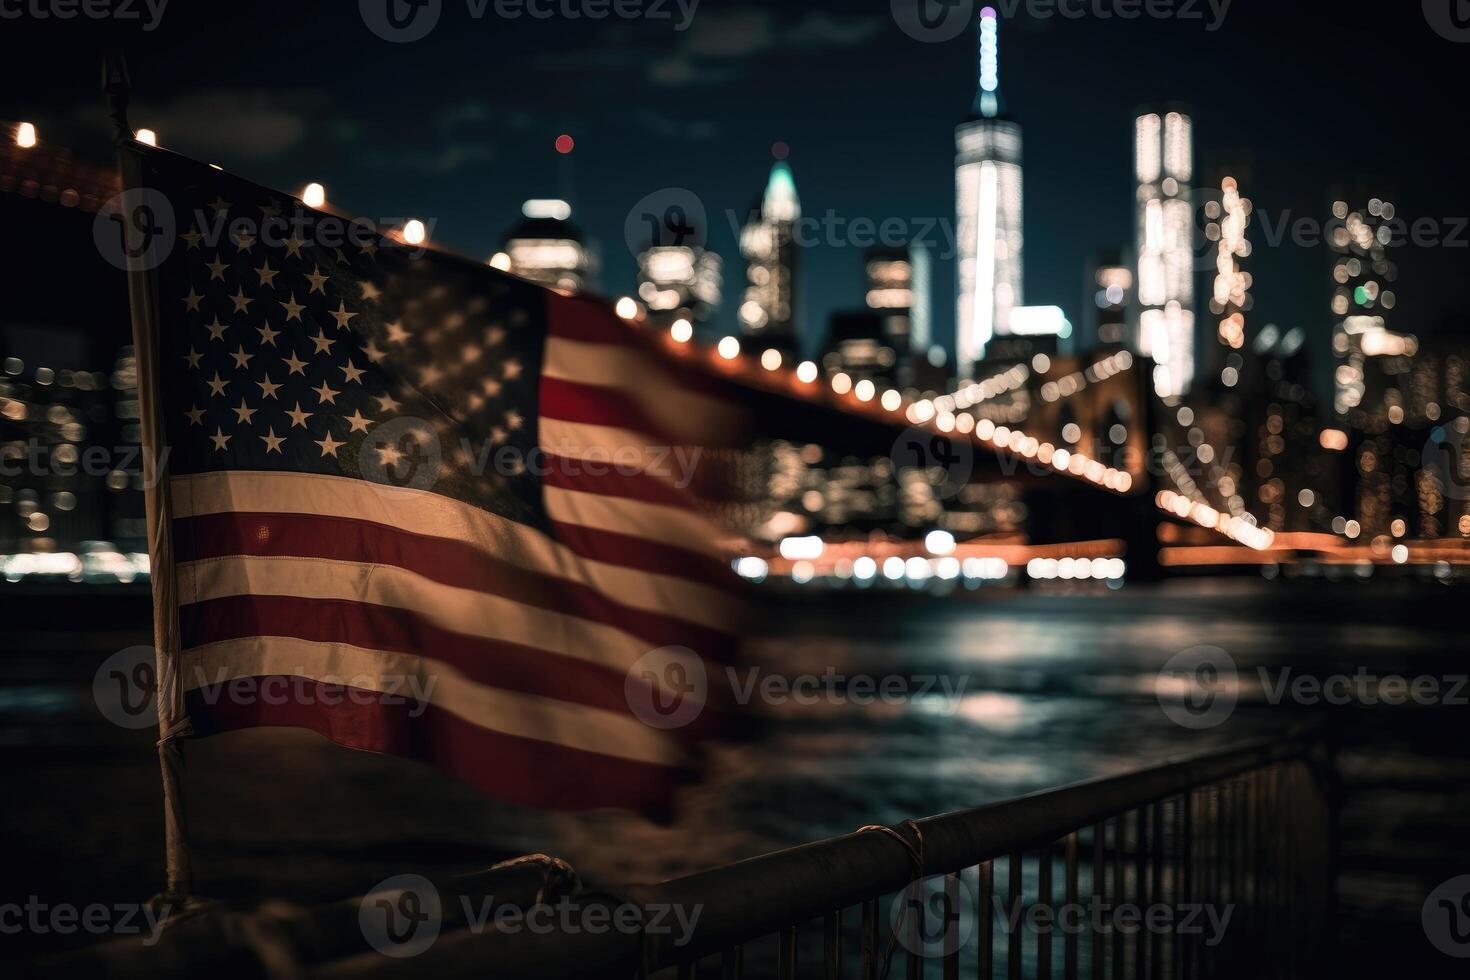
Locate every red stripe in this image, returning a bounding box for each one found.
[185,679,685,816]
[540,376,677,443]
[173,512,735,655]
[541,452,699,510]
[551,519,740,594]
[545,290,641,346]
[178,595,731,737]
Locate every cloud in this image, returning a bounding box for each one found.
[125,89,329,161]
[633,108,721,141]
[646,7,884,87]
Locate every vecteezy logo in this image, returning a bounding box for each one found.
[360,874,442,958]
[891,424,974,500]
[94,189,175,273]
[624,187,708,259]
[1157,646,1238,730]
[93,646,161,730]
[360,0,442,42]
[360,417,442,491]
[892,0,976,43]
[891,875,975,959]
[1423,875,1470,957]
[625,646,707,730]
[1422,425,1470,501]
[1424,0,1470,42]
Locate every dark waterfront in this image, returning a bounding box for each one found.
[6,579,1468,973]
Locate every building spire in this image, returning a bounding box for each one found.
[975,6,1001,119]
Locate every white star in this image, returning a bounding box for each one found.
[340,360,365,384]
[484,325,506,346]
[204,317,228,342]
[208,195,230,214]
[375,393,401,413]
[232,232,256,253]
[209,428,231,451]
[183,348,203,369]
[313,380,341,405]
[229,345,253,369]
[363,340,387,364]
[257,373,282,400]
[283,351,309,376]
[279,293,305,322]
[284,234,307,259]
[182,288,203,312]
[502,359,522,381]
[329,301,358,330]
[256,320,280,347]
[376,443,404,468]
[305,266,329,294]
[228,287,253,313]
[259,427,285,454]
[481,378,502,397]
[285,402,313,429]
[418,364,443,387]
[180,227,204,250]
[255,260,278,287]
[359,281,382,302]
[345,409,373,433]
[206,373,229,397]
[315,432,344,458]
[232,399,257,425]
[310,331,335,355]
[184,405,205,426]
[505,410,523,431]
[205,255,229,281]
[385,320,410,344]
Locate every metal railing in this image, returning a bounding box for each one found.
[310,724,1331,980]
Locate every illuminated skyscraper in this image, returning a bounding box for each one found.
[496,199,599,294]
[636,235,722,328]
[955,6,1023,377]
[1206,171,1253,379]
[1329,194,1403,421]
[1134,106,1195,397]
[739,155,801,354]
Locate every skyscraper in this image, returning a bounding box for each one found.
[1134,106,1195,398]
[636,235,722,328]
[739,154,802,355]
[495,199,599,294]
[955,6,1023,378]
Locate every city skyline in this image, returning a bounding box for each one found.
[4,0,1467,394]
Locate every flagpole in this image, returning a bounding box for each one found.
[104,52,195,902]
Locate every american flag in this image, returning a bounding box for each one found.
[137,148,744,815]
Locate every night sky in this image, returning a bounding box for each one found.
[4,0,1467,377]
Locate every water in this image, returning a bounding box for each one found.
[5,580,1468,971]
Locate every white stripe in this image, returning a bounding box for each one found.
[545,486,727,558]
[170,471,743,633]
[178,556,712,697]
[544,336,745,442]
[539,417,701,490]
[181,635,684,767]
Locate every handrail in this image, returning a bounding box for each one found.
[313,722,1327,978]
[633,724,1322,967]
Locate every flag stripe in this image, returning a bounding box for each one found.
[549,520,739,592]
[171,471,746,611]
[185,682,685,813]
[541,453,701,510]
[181,635,686,766]
[545,485,728,557]
[178,594,724,737]
[173,511,736,654]
[178,555,714,697]
[544,336,746,444]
